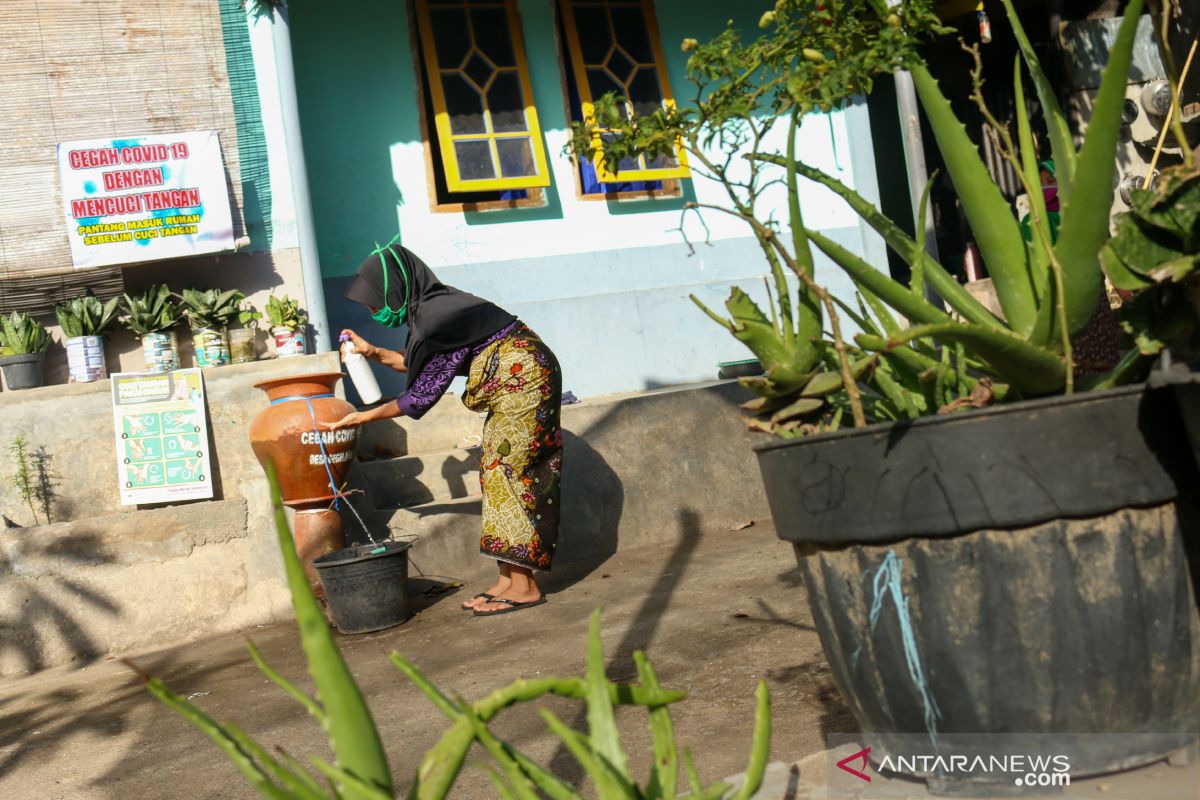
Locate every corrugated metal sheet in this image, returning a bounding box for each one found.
[0,0,243,293]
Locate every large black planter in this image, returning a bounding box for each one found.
[756,384,1200,792]
[0,352,45,390]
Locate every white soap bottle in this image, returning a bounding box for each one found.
[340,335,382,405]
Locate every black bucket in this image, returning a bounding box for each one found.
[313,541,412,634]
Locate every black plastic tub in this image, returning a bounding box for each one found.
[754,383,1200,793]
[313,541,412,634]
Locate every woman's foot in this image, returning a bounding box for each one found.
[461,575,512,610]
[473,566,541,614]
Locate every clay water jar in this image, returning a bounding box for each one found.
[250,372,359,591]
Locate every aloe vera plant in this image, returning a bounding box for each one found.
[55,293,121,338]
[788,0,1149,398]
[0,311,49,356]
[136,464,770,799]
[121,285,183,337]
[179,288,245,331]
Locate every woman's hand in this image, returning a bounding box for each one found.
[322,411,370,431]
[340,329,379,361]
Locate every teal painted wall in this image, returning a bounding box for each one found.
[289,0,885,400]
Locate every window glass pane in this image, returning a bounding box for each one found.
[471,7,516,67]
[610,6,653,63]
[454,140,497,180]
[606,47,637,85]
[496,138,537,177]
[463,52,495,91]
[586,68,627,111]
[430,9,471,69]
[572,6,612,64]
[627,68,664,117]
[488,72,528,132]
[442,74,487,134]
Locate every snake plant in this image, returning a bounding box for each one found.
[121,285,183,337]
[135,464,771,799]
[55,294,121,339]
[178,288,245,331]
[0,311,49,356]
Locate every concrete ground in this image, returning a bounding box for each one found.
[0,521,858,799]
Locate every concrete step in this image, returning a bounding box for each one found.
[357,394,484,459]
[381,495,488,580]
[357,447,482,509]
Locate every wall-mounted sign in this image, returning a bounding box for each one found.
[58,131,235,269]
[111,369,214,506]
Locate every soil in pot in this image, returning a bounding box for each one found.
[0,352,45,390]
[314,541,412,634]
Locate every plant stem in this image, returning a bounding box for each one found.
[683,201,867,427]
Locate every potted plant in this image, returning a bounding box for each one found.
[573,0,1199,789]
[179,288,244,367]
[55,293,120,383]
[122,285,183,373]
[0,311,50,390]
[229,300,262,364]
[265,293,308,358]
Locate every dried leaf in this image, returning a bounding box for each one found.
[730,519,755,531]
[937,378,995,414]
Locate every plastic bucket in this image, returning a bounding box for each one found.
[0,351,45,390]
[141,331,180,373]
[66,336,107,382]
[313,540,412,634]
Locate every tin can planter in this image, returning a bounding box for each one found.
[140,331,180,373]
[192,327,230,367]
[271,326,306,358]
[0,351,46,390]
[65,335,107,382]
[756,384,1200,792]
[229,328,256,364]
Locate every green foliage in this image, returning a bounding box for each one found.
[239,301,264,329]
[265,294,308,331]
[137,466,771,799]
[121,285,182,336]
[8,435,38,525]
[0,311,49,356]
[1101,165,1200,360]
[179,288,245,331]
[55,293,121,338]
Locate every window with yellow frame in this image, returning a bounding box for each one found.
[412,0,551,195]
[557,0,691,187]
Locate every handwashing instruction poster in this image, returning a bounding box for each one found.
[111,369,213,506]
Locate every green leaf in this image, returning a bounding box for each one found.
[785,109,822,347]
[790,160,1002,330]
[264,460,393,797]
[731,681,771,800]
[1052,0,1144,337]
[1013,56,1052,301]
[634,652,677,800]
[1076,346,1148,391]
[457,700,541,800]
[224,723,328,800]
[806,229,951,327]
[541,709,638,799]
[998,0,1076,200]
[246,640,328,728]
[584,608,629,780]
[910,63,1038,337]
[309,759,392,800]
[139,674,294,799]
[770,396,824,423]
[885,322,1066,396]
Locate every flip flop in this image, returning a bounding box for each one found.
[461,593,494,610]
[473,595,547,617]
